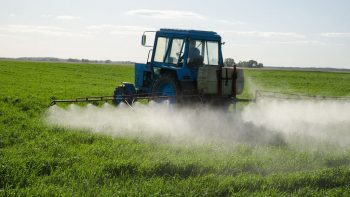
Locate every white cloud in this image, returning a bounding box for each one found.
[321,32,350,38]
[220,30,305,39]
[259,32,305,39]
[0,25,89,38]
[216,19,245,26]
[55,15,81,20]
[41,14,52,18]
[335,43,345,46]
[126,9,204,19]
[263,40,326,45]
[86,24,153,35]
[0,33,25,39]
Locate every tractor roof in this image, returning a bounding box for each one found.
[158,28,221,39]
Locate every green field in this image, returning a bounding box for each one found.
[1,60,350,196]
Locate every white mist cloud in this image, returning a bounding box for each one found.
[46,103,242,144]
[46,99,350,147]
[126,9,204,19]
[242,99,350,147]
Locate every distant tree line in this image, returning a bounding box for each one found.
[68,58,112,64]
[0,57,135,65]
[224,58,263,68]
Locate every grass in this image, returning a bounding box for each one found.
[243,69,350,97]
[1,60,350,196]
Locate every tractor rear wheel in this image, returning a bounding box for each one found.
[151,75,180,103]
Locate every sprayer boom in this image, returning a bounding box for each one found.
[50,93,256,107]
[50,94,182,106]
[50,90,350,107]
[50,96,115,106]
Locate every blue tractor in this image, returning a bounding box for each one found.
[51,29,245,106]
[113,29,244,106]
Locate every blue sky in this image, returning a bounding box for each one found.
[1,0,350,68]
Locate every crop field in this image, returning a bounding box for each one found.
[1,60,350,196]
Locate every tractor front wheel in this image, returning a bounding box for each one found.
[113,85,134,105]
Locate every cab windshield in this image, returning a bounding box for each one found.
[154,37,185,65]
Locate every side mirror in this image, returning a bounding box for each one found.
[141,35,146,46]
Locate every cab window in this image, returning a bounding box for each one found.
[165,38,184,64]
[154,37,170,62]
[188,40,219,67]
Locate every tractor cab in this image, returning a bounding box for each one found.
[136,29,225,99]
[149,29,223,69]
